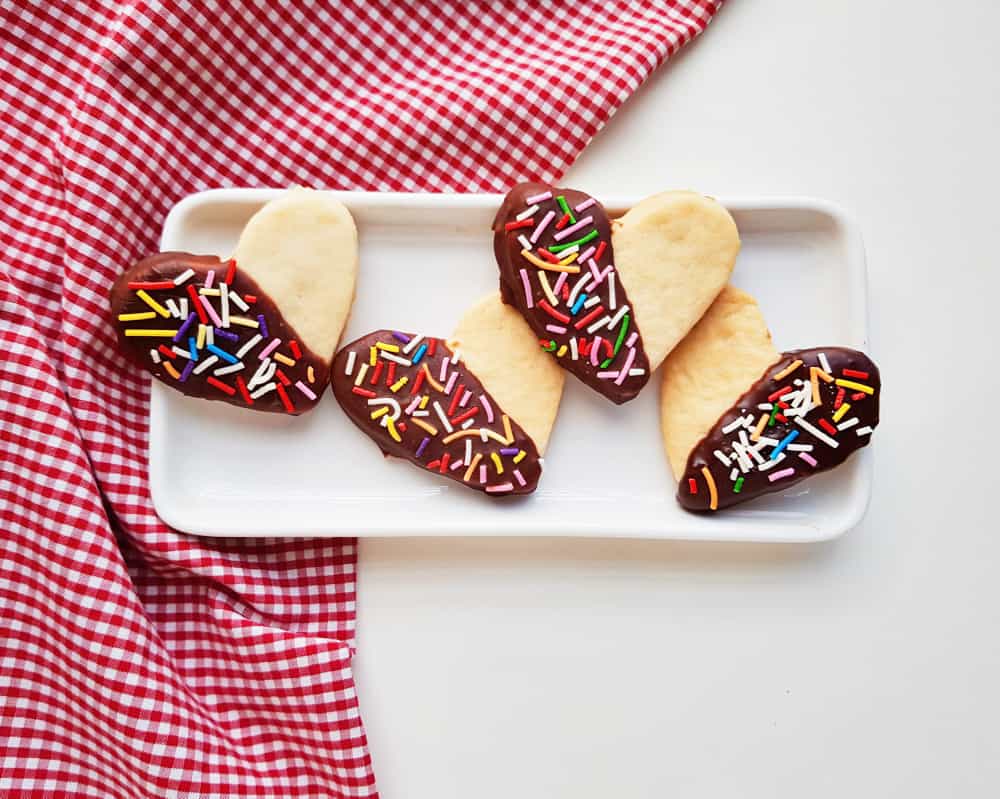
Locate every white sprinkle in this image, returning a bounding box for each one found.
[722,417,745,434]
[465,439,472,464]
[214,362,245,376]
[517,234,532,251]
[247,358,276,390]
[193,355,219,375]
[558,244,580,256]
[606,305,629,331]
[345,350,356,376]
[229,292,248,312]
[628,368,645,377]
[757,403,773,411]
[570,338,579,360]
[730,467,740,481]
[380,352,412,367]
[480,428,490,443]
[516,204,539,221]
[170,346,191,360]
[608,272,617,310]
[756,436,780,446]
[433,401,453,433]
[220,282,230,328]
[462,418,476,429]
[837,417,859,431]
[586,317,610,334]
[173,268,194,285]
[855,425,873,436]
[402,334,424,354]
[731,442,753,472]
[757,452,787,471]
[713,450,731,467]
[787,443,814,452]
[411,410,429,418]
[583,295,601,309]
[450,348,461,364]
[165,298,180,318]
[236,333,263,359]
[206,326,214,346]
[795,417,839,448]
[568,272,590,306]
[250,382,276,399]
[178,297,188,318]
[150,348,161,364]
[354,363,369,386]
[818,352,831,373]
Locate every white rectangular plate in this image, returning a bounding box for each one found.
[150,189,871,541]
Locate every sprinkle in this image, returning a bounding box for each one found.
[235,375,252,405]
[352,386,376,399]
[414,437,431,459]
[443,371,459,397]
[411,418,438,438]
[768,467,796,482]
[274,352,295,367]
[433,401,453,433]
[307,366,315,384]
[235,333,262,359]
[214,362,245,376]
[224,259,237,285]
[369,361,384,386]
[118,311,156,322]
[187,336,198,361]
[526,190,552,204]
[197,295,221,327]
[815,368,834,383]
[505,217,533,232]
[768,385,793,402]
[135,289,171,318]
[220,282,230,327]
[773,359,803,381]
[713,450,731,467]
[529,210,557,243]
[479,394,495,423]
[447,383,465,416]
[259,338,281,360]
[172,268,194,286]
[165,298,181,318]
[699,466,718,510]
[501,414,514,445]
[229,292,248,312]
[479,465,487,484]
[818,418,838,436]
[206,343,237,364]
[517,234,531,250]
[390,377,408,393]
[835,379,874,395]
[855,425,873,436]
[214,327,238,342]
[590,336,603,367]
[124,328,177,337]
[537,299,570,324]
[257,315,268,338]
[832,402,851,423]
[794,417,839,448]
[205,326,214,346]
[162,361,181,380]
[818,352,832,373]
[515,204,540,221]
[552,215,593,242]
[569,293,588,316]
[249,382,276,399]
[614,348,636,385]
[537,270,558,306]
[721,416,745,434]
[295,381,317,401]
[799,452,818,467]
[450,347,461,365]
[459,390,473,408]
[228,316,259,328]
[733,476,745,493]
[247,358,276,389]
[512,269,532,309]
[491,452,504,475]
[837,417,859,431]
[192,355,218,375]
[520,248,580,273]
[204,376,234,396]
[274,368,291,387]
[422,364,445,393]
[204,269,215,289]
[554,211,571,230]
[569,338,579,360]
[843,368,870,380]
[172,312,197,344]
[770,430,800,459]
[750,414,768,441]
[275,384,294,413]
[370,406,389,420]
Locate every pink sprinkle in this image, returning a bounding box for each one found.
[597,371,618,379]
[443,371,458,395]
[626,332,638,348]
[591,336,603,367]
[450,459,464,471]
[479,465,487,484]
[459,389,472,408]
[526,191,552,204]
[577,245,597,263]
[439,357,449,382]
[587,263,613,291]
[295,380,317,401]
[405,396,421,414]
[486,482,514,493]
[553,272,568,294]
[519,268,534,308]
[614,347,636,385]
[546,324,567,334]
[553,215,593,242]
[258,337,280,360]
[799,452,818,467]
[512,469,526,487]
[574,197,596,213]
[204,270,215,289]
[530,210,556,244]
[480,395,494,423]
[200,295,223,327]
[768,467,796,482]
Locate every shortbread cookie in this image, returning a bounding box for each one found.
[660,286,778,478]
[110,189,357,414]
[675,347,881,511]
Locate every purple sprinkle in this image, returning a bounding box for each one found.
[178,359,196,382]
[257,314,268,338]
[415,437,430,458]
[173,311,197,343]
[392,331,411,343]
[214,327,239,341]
[499,447,519,456]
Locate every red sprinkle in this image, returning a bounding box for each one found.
[775,414,788,423]
[818,418,837,435]
[236,375,252,405]
[275,368,291,387]
[438,453,450,474]
[243,295,257,304]
[397,422,407,433]
[573,306,604,330]
[504,218,533,232]
[834,388,846,409]
[561,284,570,301]
[688,478,698,494]
[537,248,561,263]
[450,406,479,426]
[352,386,376,398]
[555,212,571,230]
[369,361,384,386]
[843,369,869,379]
[604,339,614,358]
[447,383,465,416]
[188,284,208,323]
[577,338,591,357]
[538,299,571,324]
[593,240,607,262]
[777,400,790,409]
[276,384,295,413]
[223,259,237,285]
[428,339,437,357]
[768,385,792,402]
[158,344,177,360]
[852,392,867,401]
[427,459,442,470]
[386,361,396,387]
[128,281,174,290]
[206,376,235,396]
[289,340,301,359]
[410,368,426,395]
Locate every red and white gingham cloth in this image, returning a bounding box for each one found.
[0,1,721,795]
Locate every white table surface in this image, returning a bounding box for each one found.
[353,2,999,795]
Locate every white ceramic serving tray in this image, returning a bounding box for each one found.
[150,189,871,541]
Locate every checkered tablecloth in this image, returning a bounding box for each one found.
[0,1,722,795]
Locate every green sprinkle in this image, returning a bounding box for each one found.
[548,230,599,253]
[541,339,557,352]
[600,358,612,369]
[556,195,575,224]
[612,313,630,356]
[734,476,745,493]
[767,404,779,427]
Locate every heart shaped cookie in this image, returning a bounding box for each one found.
[493,183,739,403]
[110,188,357,414]
[672,345,880,512]
[330,293,564,495]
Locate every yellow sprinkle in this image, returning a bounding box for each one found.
[162,361,181,380]
[556,344,567,357]
[513,450,526,464]
[810,367,821,407]
[354,363,369,386]
[773,359,803,381]
[369,346,377,366]
[229,316,259,328]
[136,289,170,318]
[199,288,221,296]
[124,329,177,337]
[558,252,579,267]
[463,453,483,483]
[491,452,504,475]
[375,342,400,353]
[370,407,389,420]
[701,466,719,511]
[390,377,408,393]
[835,378,873,395]
[520,248,581,273]
[832,402,851,423]
[411,418,438,437]
[501,414,513,444]
[274,353,295,367]
[752,413,769,441]
[117,311,156,321]
[386,418,402,443]
[419,394,429,410]
[307,366,315,384]
[538,270,558,305]
[196,324,206,350]
[422,363,445,392]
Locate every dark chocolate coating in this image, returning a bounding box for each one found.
[330,330,543,496]
[109,252,325,414]
[492,182,650,404]
[678,347,880,511]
